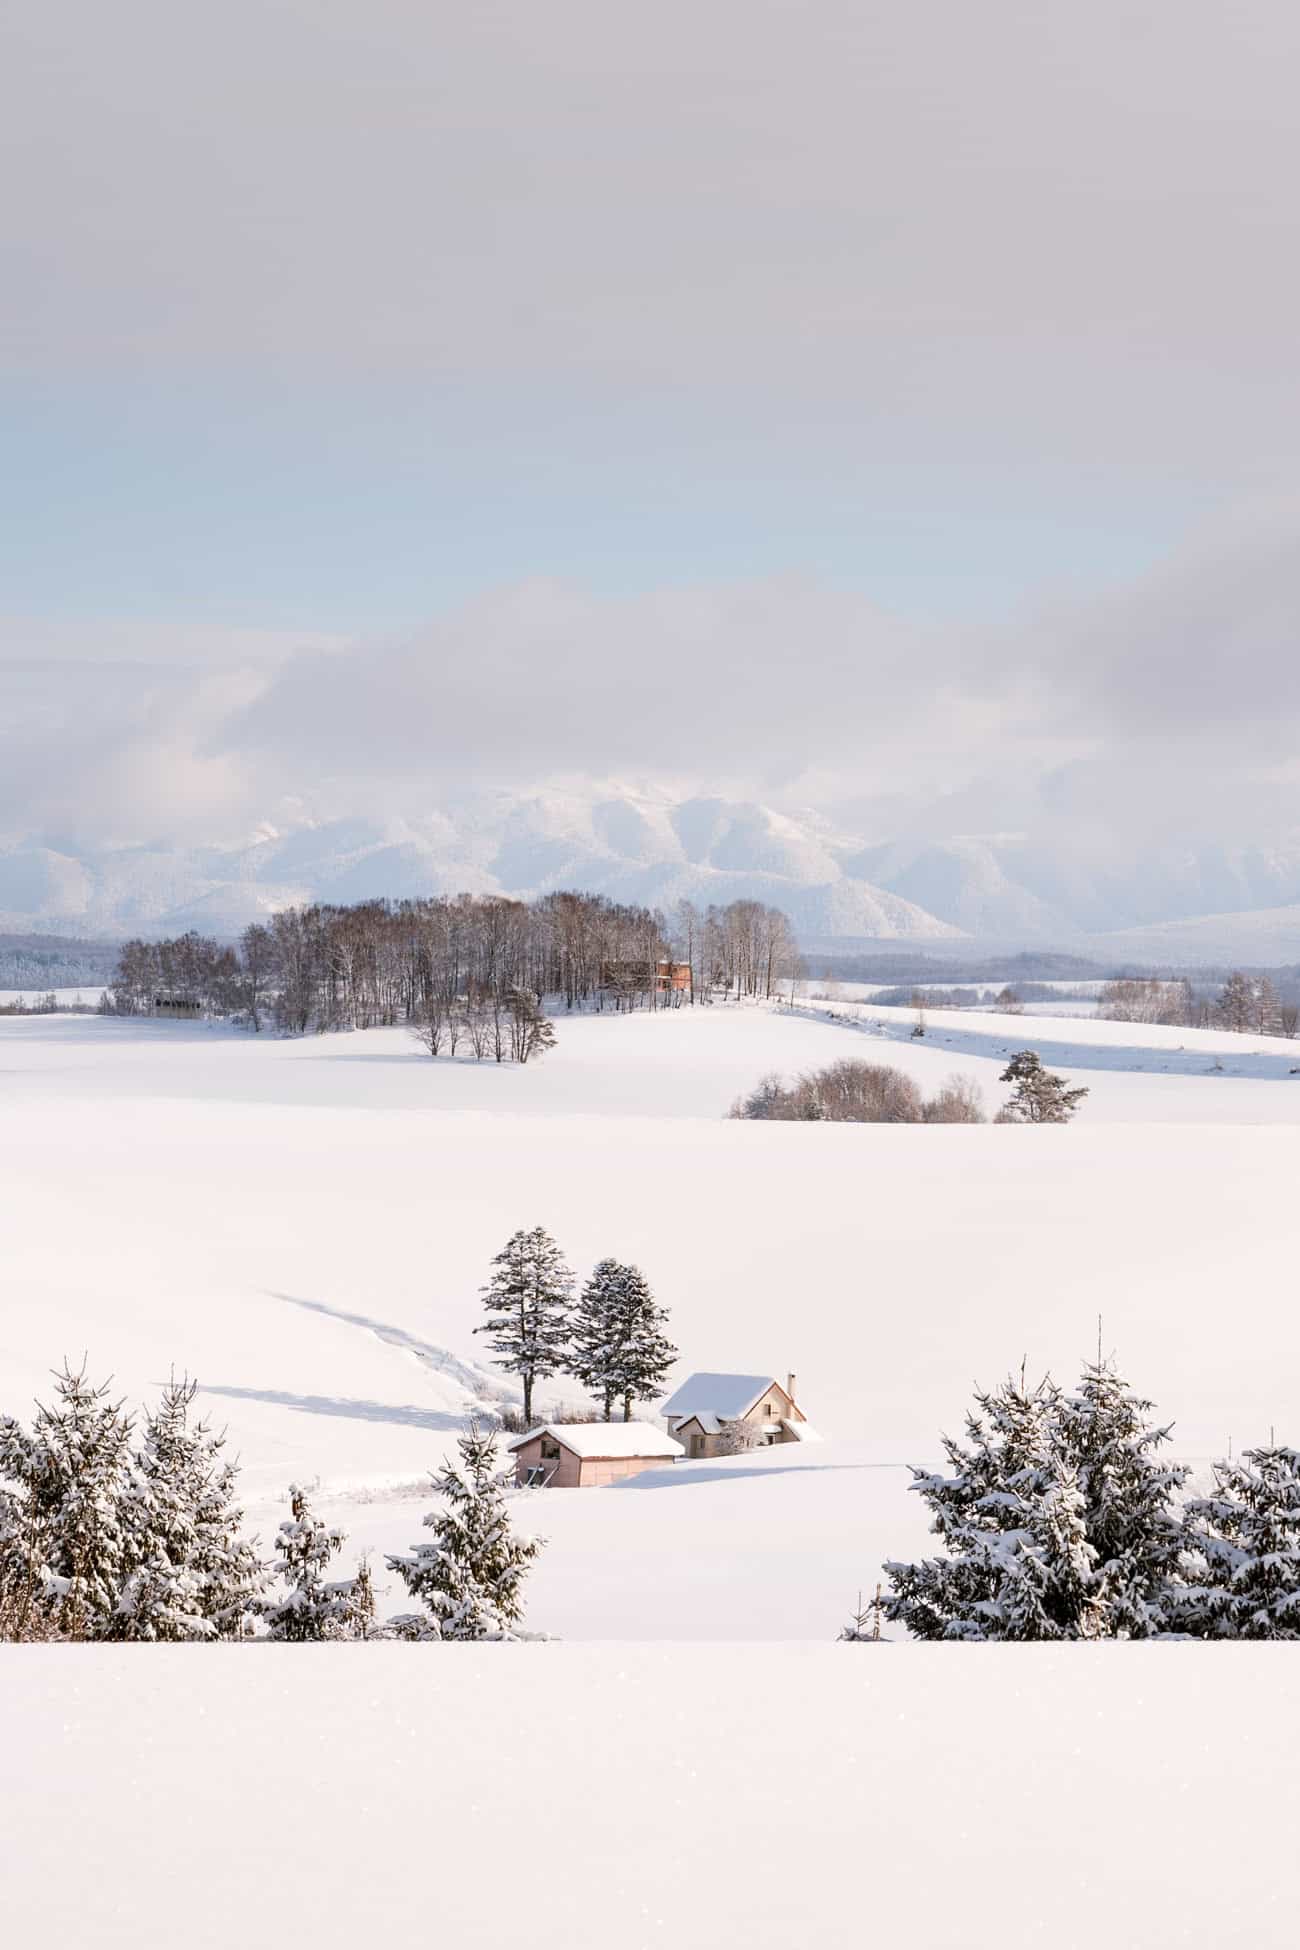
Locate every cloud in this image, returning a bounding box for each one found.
[5,1,1300,481]
[4,503,1298,856]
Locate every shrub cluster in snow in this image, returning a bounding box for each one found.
[732,1056,987,1123]
[732,1049,1087,1124]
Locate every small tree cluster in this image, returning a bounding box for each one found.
[731,1059,987,1124]
[0,1366,265,1642]
[878,1359,1300,1642]
[407,987,558,1066]
[476,1229,677,1424]
[2,1365,543,1646]
[260,1485,375,1641]
[995,1050,1088,1123]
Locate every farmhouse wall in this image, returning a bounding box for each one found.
[512,1434,582,1488]
[576,1454,668,1487]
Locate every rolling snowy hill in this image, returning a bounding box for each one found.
[5,994,1300,1646]
[7,993,1300,1950]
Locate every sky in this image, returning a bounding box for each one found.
[3,0,1300,852]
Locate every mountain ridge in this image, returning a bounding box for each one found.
[5,785,1300,955]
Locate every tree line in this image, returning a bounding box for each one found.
[0,1366,539,1644]
[102,891,801,1034]
[733,1051,1087,1125]
[857,1357,1300,1641]
[1101,970,1300,1037]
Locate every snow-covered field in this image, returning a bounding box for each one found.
[4,1002,1300,1584]
[5,998,1300,1944]
[6,1644,1298,1950]
[0,985,104,1008]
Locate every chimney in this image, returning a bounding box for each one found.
[786,1371,797,1405]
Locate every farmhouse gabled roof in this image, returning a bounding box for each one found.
[507,1421,683,1460]
[661,1373,779,1421]
[673,1410,723,1436]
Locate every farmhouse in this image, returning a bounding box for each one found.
[663,1372,814,1458]
[509,1421,683,1488]
[599,958,691,1000]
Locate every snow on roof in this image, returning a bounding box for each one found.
[782,1419,823,1443]
[672,1410,723,1436]
[507,1422,683,1459]
[661,1373,775,1419]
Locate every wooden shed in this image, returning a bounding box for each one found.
[508,1421,683,1488]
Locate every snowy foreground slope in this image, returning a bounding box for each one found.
[4,1645,1299,1950]
[6,1002,1300,1948]
[4,1000,1300,1636]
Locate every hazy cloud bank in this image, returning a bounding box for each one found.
[4,505,1299,855]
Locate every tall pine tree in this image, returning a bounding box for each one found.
[388,1421,541,1640]
[570,1259,629,1419]
[1056,1360,1189,1638]
[610,1266,677,1422]
[475,1226,573,1426]
[570,1260,677,1421]
[1182,1443,1300,1639]
[114,1377,266,1641]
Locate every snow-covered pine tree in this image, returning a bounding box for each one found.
[262,1486,356,1641]
[611,1266,678,1422]
[996,1050,1089,1123]
[1181,1443,1300,1639]
[114,1377,267,1641]
[570,1258,629,1419]
[569,1259,678,1421]
[0,1363,137,1640]
[114,1376,208,1640]
[387,1421,542,1640]
[1057,1360,1189,1639]
[0,1469,51,1640]
[189,1410,269,1638]
[882,1373,1096,1641]
[475,1226,574,1426]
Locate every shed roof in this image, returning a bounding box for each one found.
[507,1421,683,1460]
[662,1373,777,1420]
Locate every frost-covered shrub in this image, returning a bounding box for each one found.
[731,1059,985,1125]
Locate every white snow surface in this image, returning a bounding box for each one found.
[662,1370,776,1418]
[6,997,1300,1946]
[4,999,1300,1642]
[4,1646,1299,1950]
[508,1420,682,1457]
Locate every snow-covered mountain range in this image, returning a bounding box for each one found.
[5,786,1300,955]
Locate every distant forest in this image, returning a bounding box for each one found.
[0,932,121,990]
[100,892,801,1033]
